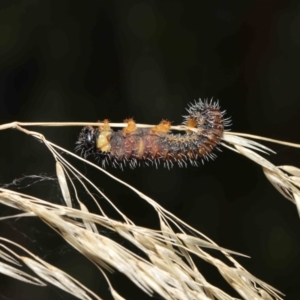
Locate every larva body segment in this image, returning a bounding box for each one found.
[75,99,230,169]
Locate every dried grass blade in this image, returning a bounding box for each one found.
[263,167,300,205]
[223,133,275,154]
[22,257,98,300]
[177,234,249,257]
[0,261,45,286]
[78,201,99,233]
[56,162,72,207]
[279,165,300,177]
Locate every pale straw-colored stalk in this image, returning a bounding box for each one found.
[1,120,298,299]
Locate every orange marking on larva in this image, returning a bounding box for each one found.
[98,119,111,131]
[185,117,197,128]
[152,120,171,133]
[185,117,198,134]
[123,118,137,134]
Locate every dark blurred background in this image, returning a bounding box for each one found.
[0,0,300,299]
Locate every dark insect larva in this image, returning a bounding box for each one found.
[75,99,230,169]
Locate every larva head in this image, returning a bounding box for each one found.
[75,126,98,157]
